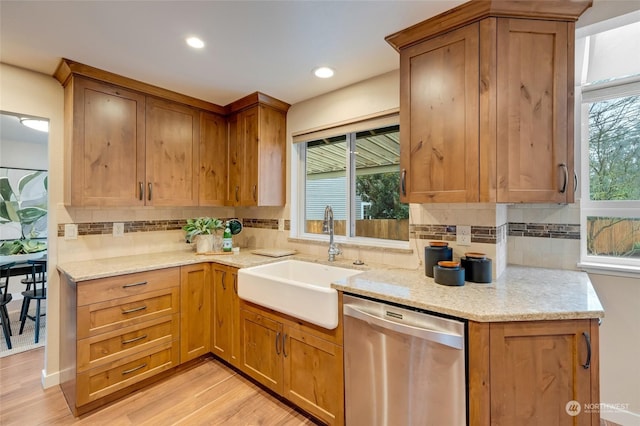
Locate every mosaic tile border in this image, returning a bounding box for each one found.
[508,223,580,240]
[57,219,580,241]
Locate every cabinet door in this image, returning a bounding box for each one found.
[400,23,479,203]
[180,264,211,362]
[146,97,199,206]
[240,107,260,206]
[70,78,146,206]
[227,113,241,206]
[256,105,286,206]
[240,308,283,394]
[489,319,599,426]
[496,19,573,203]
[283,328,345,426]
[211,265,239,366]
[199,112,227,206]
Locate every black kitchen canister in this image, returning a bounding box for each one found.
[425,241,453,277]
[460,252,492,283]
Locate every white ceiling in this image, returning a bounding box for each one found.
[2,0,639,109]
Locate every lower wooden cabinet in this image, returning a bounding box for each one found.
[240,298,345,426]
[469,319,600,426]
[211,264,240,367]
[180,263,211,362]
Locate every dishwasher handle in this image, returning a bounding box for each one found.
[344,304,464,350]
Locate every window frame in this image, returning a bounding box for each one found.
[291,118,409,249]
[579,76,640,274]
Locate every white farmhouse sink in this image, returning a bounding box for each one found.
[238,260,362,329]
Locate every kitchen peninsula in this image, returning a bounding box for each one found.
[58,250,603,425]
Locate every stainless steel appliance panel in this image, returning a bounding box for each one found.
[343,294,466,426]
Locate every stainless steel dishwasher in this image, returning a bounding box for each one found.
[343,294,466,426]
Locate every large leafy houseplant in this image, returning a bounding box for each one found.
[0,171,48,255]
[183,217,224,243]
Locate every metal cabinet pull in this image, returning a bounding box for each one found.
[282,333,288,358]
[139,182,144,201]
[122,305,147,314]
[121,334,148,345]
[221,271,226,290]
[122,281,148,289]
[148,182,153,201]
[252,184,257,201]
[401,169,407,196]
[122,363,147,375]
[574,172,578,194]
[582,332,591,369]
[235,186,239,202]
[275,331,281,355]
[559,163,568,193]
[233,275,237,294]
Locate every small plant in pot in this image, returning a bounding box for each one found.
[183,217,224,253]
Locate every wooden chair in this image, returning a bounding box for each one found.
[0,262,15,350]
[19,260,46,344]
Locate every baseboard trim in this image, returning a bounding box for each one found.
[42,368,60,388]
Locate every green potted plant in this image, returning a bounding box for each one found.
[0,171,48,262]
[183,217,224,253]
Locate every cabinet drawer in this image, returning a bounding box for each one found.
[76,340,179,406]
[77,314,179,373]
[77,268,179,306]
[77,287,179,339]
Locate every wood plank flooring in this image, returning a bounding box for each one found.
[0,348,320,425]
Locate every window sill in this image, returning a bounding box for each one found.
[287,235,413,254]
[577,261,640,279]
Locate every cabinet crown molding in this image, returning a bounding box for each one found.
[385,0,592,51]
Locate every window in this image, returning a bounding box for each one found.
[294,120,408,246]
[579,18,640,271]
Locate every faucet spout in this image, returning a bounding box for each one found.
[323,205,341,261]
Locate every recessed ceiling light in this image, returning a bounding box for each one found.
[186,37,205,49]
[20,117,49,132]
[314,66,335,79]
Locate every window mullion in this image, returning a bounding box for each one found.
[347,132,356,238]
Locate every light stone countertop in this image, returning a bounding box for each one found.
[57,249,604,322]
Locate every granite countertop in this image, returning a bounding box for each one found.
[57,249,604,322]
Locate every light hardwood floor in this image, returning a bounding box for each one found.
[0,348,320,425]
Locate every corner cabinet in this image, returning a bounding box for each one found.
[199,112,228,206]
[240,297,345,426]
[388,1,591,203]
[227,93,290,207]
[180,263,211,362]
[468,319,600,426]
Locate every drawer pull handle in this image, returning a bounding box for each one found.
[122,305,147,314]
[122,363,147,375]
[559,163,568,193]
[122,281,148,289]
[582,332,591,369]
[121,334,148,345]
[282,333,288,358]
[221,271,227,290]
[233,275,237,294]
[275,331,281,355]
[139,182,144,201]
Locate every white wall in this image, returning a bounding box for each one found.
[0,138,48,170]
[0,62,64,387]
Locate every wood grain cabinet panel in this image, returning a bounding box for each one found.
[468,318,600,426]
[390,2,587,203]
[226,94,289,207]
[199,111,228,206]
[211,265,240,367]
[240,299,345,425]
[180,264,211,362]
[145,97,200,206]
[65,77,146,206]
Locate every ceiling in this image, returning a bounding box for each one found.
[2,1,639,109]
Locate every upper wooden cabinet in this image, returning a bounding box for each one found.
[226,93,290,207]
[387,0,591,204]
[145,97,200,206]
[199,112,227,206]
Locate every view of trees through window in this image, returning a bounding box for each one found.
[586,94,640,258]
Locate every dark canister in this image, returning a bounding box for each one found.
[460,252,492,283]
[433,261,465,286]
[425,241,452,277]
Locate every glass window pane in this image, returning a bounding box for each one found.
[588,95,640,201]
[587,216,640,258]
[354,125,409,241]
[305,136,347,236]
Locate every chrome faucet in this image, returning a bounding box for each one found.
[323,205,342,262]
